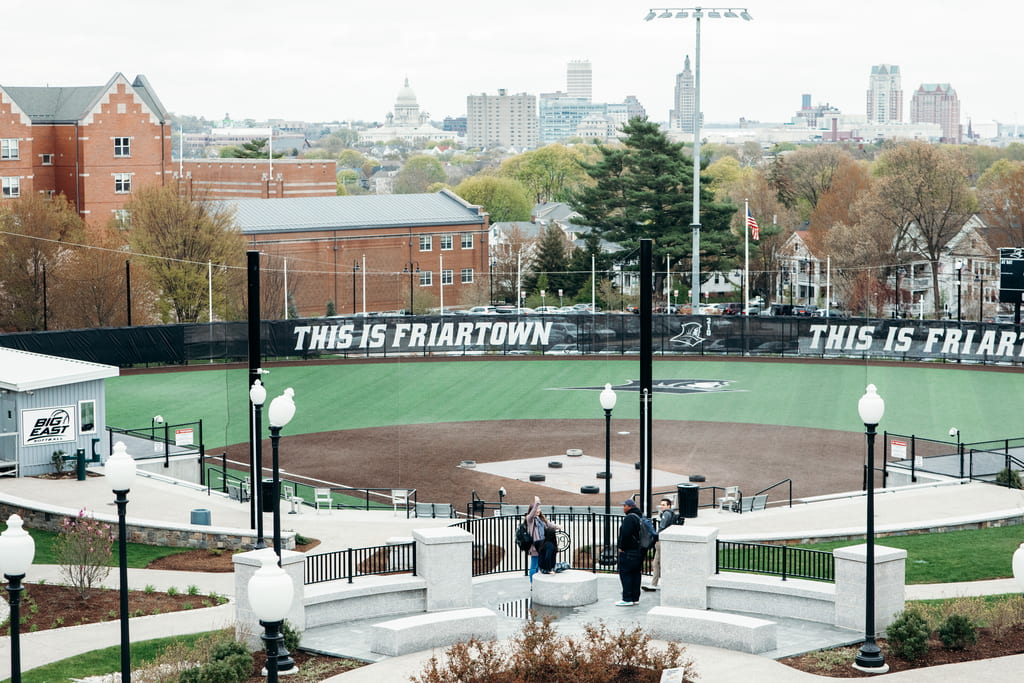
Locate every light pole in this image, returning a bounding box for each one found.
[974,274,984,321]
[106,441,137,683]
[403,262,419,315]
[895,267,906,318]
[266,388,296,675]
[248,551,296,682]
[0,514,35,683]
[645,6,753,311]
[150,414,163,439]
[250,379,267,549]
[855,384,887,674]
[600,383,618,566]
[955,259,964,322]
[352,261,360,315]
[489,259,495,306]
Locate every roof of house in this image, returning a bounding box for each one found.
[1,73,169,124]
[0,347,119,392]
[224,190,487,234]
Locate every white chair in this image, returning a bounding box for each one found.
[392,489,409,516]
[718,486,740,512]
[283,485,304,514]
[314,488,333,514]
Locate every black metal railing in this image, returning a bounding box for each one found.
[304,542,416,585]
[716,540,834,582]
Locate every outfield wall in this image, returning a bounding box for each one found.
[2,315,1023,367]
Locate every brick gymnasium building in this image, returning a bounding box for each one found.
[0,73,173,225]
[177,158,338,200]
[227,190,490,317]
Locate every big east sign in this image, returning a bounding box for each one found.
[21,406,76,446]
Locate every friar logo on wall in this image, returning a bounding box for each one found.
[669,321,707,348]
[554,378,736,396]
[21,406,76,446]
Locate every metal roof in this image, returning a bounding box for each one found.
[224,190,487,234]
[0,347,119,392]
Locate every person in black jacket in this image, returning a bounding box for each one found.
[615,498,644,605]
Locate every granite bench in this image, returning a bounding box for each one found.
[368,607,498,656]
[531,570,598,607]
[646,606,777,654]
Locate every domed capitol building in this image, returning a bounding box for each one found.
[359,78,454,144]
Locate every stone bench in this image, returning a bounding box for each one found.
[368,607,498,656]
[646,606,777,654]
[531,570,598,607]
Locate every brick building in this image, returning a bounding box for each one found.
[177,159,338,200]
[226,190,490,317]
[0,73,172,225]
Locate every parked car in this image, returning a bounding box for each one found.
[813,308,847,318]
[533,306,561,314]
[719,302,743,315]
[461,306,496,315]
[791,305,815,316]
[546,343,580,355]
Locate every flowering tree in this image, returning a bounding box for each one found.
[54,509,114,597]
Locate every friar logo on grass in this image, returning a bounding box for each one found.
[555,378,735,395]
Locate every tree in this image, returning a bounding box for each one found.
[498,144,592,203]
[977,159,1024,245]
[806,158,872,253]
[219,137,283,159]
[491,225,536,303]
[0,194,86,330]
[526,224,571,294]
[394,155,447,194]
[767,146,850,219]
[858,141,976,317]
[453,176,531,222]
[126,187,247,323]
[571,117,739,292]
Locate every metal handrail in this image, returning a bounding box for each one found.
[304,542,417,585]
[716,539,834,582]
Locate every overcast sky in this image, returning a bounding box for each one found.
[4,1,1022,128]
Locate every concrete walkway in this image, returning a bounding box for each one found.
[1,475,1023,681]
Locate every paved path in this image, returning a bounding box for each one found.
[2,475,1023,681]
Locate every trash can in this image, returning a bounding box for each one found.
[260,479,275,513]
[677,482,699,519]
[75,449,87,481]
[190,508,211,526]
[471,499,486,517]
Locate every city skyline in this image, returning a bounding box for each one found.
[3,1,1022,130]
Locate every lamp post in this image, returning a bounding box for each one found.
[855,385,887,674]
[248,551,296,682]
[895,267,906,318]
[645,6,753,311]
[106,441,137,683]
[250,379,267,549]
[489,259,495,306]
[267,388,295,562]
[404,262,419,315]
[974,274,984,321]
[600,383,618,566]
[0,514,35,683]
[352,261,360,315]
[955,259,964,322]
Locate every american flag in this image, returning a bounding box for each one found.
[746,210,760,241]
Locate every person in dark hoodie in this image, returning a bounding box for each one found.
[615,497,643,605]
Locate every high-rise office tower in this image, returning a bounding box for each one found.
[670,55,695,132]
[567,59,592,101]
[910,83,961,143]
[866,64,903,123]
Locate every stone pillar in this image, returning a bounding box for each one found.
[658,525,717,609]
[413,526,474,611]
[833,544,907,632]
[233,547,306,648]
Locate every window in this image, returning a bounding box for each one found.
[114,173,132,194]
[419,270,433,286]
[114,137,131,157]
[419,235,432,251]
[1,177,20,198]
[441,269,453,286]
[461,233,474,249]
[40,189,55,199]
[79,400,96,434]
[0,139,18,160]
[461,268,474,284]
[40,154,54,166]
[113,209,131,229]
[441,234,453,250]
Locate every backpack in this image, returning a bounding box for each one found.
[515,522,534,552]
[638,515,658,552]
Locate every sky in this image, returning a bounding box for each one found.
[4,1,1023,129]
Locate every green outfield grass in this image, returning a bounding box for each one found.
[106,360,1024,449]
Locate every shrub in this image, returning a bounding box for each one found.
[178,637,253,683]
[51,450,67,473]
[995,467,1022,488]
[282,619,301,653]
[886,608,931,661]
[412,614,696,682]
[54,509,114,597]
[938,613,977,649]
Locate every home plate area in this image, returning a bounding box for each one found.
[470,452,687,494]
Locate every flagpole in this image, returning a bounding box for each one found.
[744,199,750,313]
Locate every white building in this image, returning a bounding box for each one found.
[466,89,539,149]
[566,59,592,101]
[867,64,903,124]
[359,79,453,145]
